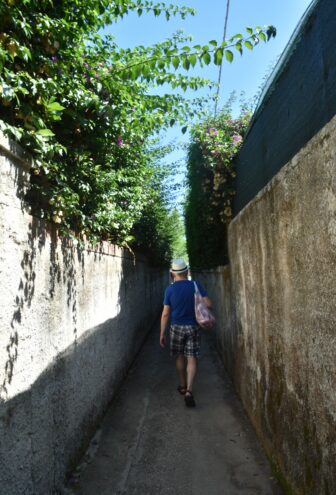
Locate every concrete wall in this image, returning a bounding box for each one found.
[198,114,336,494]
[0,133,167,494]
[192,267,236,374]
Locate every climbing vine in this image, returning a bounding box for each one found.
[0,0,276,263]
[185,103,250,269]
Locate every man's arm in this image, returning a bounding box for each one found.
[160,305,171,347]
[197,281,212,309]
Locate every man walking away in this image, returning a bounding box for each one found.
[160,259,212,407]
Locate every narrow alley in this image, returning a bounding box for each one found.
[66,327,282,495]
[1,1,336,494]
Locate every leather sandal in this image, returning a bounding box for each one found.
[177,385,187,395]
[184,390,196,407]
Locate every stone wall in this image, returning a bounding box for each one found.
[0,133,167,494]
[198,114,336,494]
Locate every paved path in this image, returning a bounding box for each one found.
[67,328,282,495]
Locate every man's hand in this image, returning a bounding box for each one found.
[160,333,166,348]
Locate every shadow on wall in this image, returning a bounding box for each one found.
[2,218,45,395]
[0,212,160,494]
[2,217,85,396]
[191,267,237,377]
[0,313,136,494]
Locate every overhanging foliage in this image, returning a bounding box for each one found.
[0,0,275,264]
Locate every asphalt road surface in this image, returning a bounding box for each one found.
[66,326,283,495]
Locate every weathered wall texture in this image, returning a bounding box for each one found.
[192,267,236,374]
[199,114,336,494]
[0,133,167,494]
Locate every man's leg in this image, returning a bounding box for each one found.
[186,357,197,394]
[175,354,187,389]
[185,326,200,396]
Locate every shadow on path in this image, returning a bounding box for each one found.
[66,328,283,495]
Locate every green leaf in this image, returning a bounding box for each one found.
[202,52,211,65]
[157,59,165,70]
[246,27,253,35]
[46,102,65,112]
[141,64,151,77]
[182,56,190,71]
[259,32,266,42]
[131,65,141,79]
[172,56,180,69]
[244,40,253,50]
[214,48,223,65]
[209,40,217,47]
[189,54,197,68]
[266,26,277,39]
[36,128,55,137]
[225,50,233,63]
[235,42,243,55]
[18,87,29,96]
[125,235,135,242]
[150,59,157,70]
[181,126,188,134]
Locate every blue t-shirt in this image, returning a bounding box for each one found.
[163,280,207,325]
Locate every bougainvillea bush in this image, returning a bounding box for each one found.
[0,0,275,264]
[185,104,250,269]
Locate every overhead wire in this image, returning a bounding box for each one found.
[214,0,231,117]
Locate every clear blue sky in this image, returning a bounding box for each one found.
[104,0,313,207]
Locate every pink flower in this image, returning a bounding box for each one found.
[207,127,218,135]
[232,133,242,145]
[117,136,123,146]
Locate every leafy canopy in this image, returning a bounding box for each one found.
[0,0,276,263]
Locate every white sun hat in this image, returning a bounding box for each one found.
[170,258,189,273]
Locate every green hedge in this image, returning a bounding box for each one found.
[185,108,250,269]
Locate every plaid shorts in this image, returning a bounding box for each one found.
[170,324,201,358]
